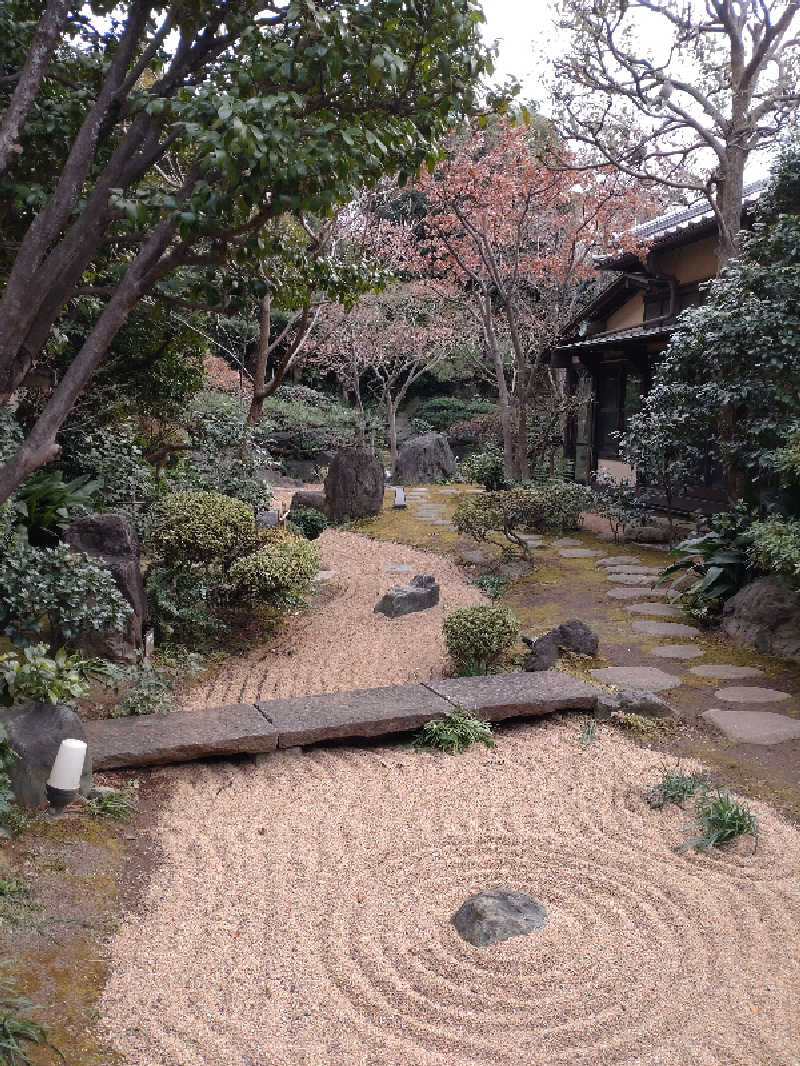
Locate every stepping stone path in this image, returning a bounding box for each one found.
[650,644,704,660]
[590,666,682,692]
[607,586,670,601]
[632,620,700,638]
[689,664,765,680]
[559,548,605,558]
[553,538,582,547]
[587,545,796,754]
[702,708,800,745]
[626,602,682,618]
[714,686,791,704]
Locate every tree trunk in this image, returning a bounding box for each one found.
[516,394,530,481]
[387,393,398,473]
[481,297,515,476]
[246,292,271,429]
[715,147,746,270]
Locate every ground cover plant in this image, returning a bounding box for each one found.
[0,645,98,706]
[472,574,510,600]
[0,971,52,1066]
[645,766,707,810]
[413,709,495,754]
[442,604,520,676]
[679,790,759,853]
[86,787,137,821]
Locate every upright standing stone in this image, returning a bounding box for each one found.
[323,448,385,523]
[392,433,457,485]
[65,514,146,663]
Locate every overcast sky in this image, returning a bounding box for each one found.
[480,0,560,102]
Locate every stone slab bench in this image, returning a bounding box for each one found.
[392,486,407,509]
[85,671,601,770]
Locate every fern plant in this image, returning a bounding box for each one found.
[414,709,495,755]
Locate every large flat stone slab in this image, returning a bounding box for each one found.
[607,574,659,587]
[598,556,641,567]
[632,620,700,638]
[626,602,682,618]
[702,708,800,745]
[559,548,605,558]
[86,705,278,770]
[605,565,663,576]
[689,664,765,680]
[713,686,791,704]
[590,666,682,692]
[553,538,582,547]
[257,684,451,748]
[424,671,598,721]
[650,644,704,660]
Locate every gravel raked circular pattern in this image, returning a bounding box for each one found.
[100,725,800,1066]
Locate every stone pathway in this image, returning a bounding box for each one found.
[591,549,799,751]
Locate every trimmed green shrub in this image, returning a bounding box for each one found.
[145,491,256,564]
[285,507,327,541]
[414,708,495,754]
[442,604,520,675]
[0,543,131,646]
[228,534,320,608]
[459,449,508,490]
[747,518,800,580]
[414,396,496,432]
[0,645,99,706]
[145,562,227,643]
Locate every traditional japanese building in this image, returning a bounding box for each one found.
[552,182,764,506]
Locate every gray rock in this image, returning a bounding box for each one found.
[689,664,765,680]
[721,577,800,663]
[595,687,676,721]
[324,448,385,523]
[590,666,681,692]
[0,702,92,808]
[289,489,328,515]
[649,644,704,660]
[701,708,800,744]
[426,671,599,720]
[256,509,281,529]
[713,686,791,704]
[374,575,441,618]
[452,888,548,947]
[392,433,457,486]
[65,513,146,664]
[523,619,599,671]
[624,522,672,544]
[632,620,700,638]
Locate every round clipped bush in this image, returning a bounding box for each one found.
[442,604,520,675]
[285,507,328,541]
[228,533,320,608]
[145,491,255,564]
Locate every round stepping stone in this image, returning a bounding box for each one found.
[607,586,669,601]
[607,574,658,586]
[714,686,791,704]
[605,565,663,576]
[702,708,800,745]
[632,620,700,638]
[590,666,682,691]
[559,548,605,558]
[650,644,704,660]
[598,556,641,567]
[626,602,682,618]
[689,664,765,680]
[553,538,582,547]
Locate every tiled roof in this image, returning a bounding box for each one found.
[552,321,673,355]
[633,180,765,242]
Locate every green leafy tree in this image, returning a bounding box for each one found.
[0,0,493,503]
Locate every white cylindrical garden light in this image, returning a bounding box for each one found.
[46,739,87,808]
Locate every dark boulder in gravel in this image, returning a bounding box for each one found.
[452,888,548,947]
[374,575,440,618]
[392,433,457,486]
[523,619,599,671]
[324,448,385,523]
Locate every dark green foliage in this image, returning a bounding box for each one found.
[0,644,100,706]
[660,507,756,622]
[285,507,327,541]
[56,417,156,513]
[442,604,520,675]
[621,139,800,499]
[145,563,227,644]
[460,449,509,490]
[413,709,495,754]
[0,727,16,833]
[471,574,510,600]
[144,491,256,566]
[413,396,497,432]
[13,471,100,547]
[680,790,758,852]
[103,652,203,716]
[645,766,707,809]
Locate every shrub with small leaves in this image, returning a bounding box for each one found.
[228,534,320,609]
[145,562,226,643]
[679,789,758,853]
[285,507,327,541]
[145,490,256,565]
[459,449,508,490]
[442,604,520,675]
[413,708,495,754]
[747,517,800,581]
[471,573,510,600]
[0,542,132,646]
[0,645,100,707]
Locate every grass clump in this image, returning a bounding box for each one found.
[414,709,495,755]
[86,786,136,821]
[578,717,597,749]
[680,789,759,853]
[0,972,55,1065]
[0,871,38,928]
[645,765,707,809]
